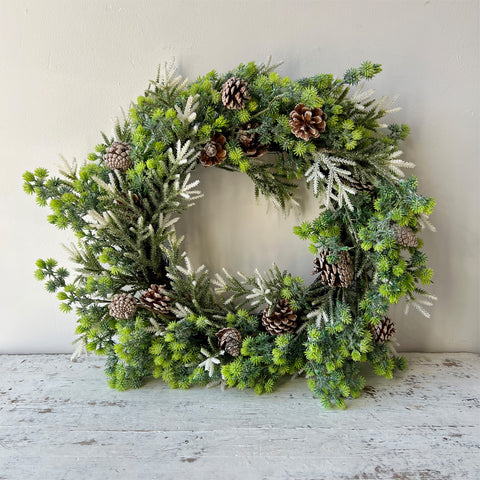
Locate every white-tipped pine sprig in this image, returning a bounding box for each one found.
[387,336,400,356]
[167,139,198,166]
[264,194,301,217]
[308,152,357,211]
[198,348,221,377]
[144,317,166,336]
[70,336,88,362]
[171,302,193,320]
[213,272,228,291]
[350,82,376,110]
[157,59,188,91]
[418,213,437,232]
[157,213,179,232]
[87,209,115,229]
[306,308,331,328]
[404,293,437,318]
[245,269,272,307]
[381,93,401,113]
[57,155,78,179]
[388,150,416,178]
[175,172,202,201]
[175,95,199,124]
[175,255,194,277]
[305,160,325,196]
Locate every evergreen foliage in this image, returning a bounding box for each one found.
[24,59,436,408]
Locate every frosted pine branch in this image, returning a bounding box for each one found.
[307,152,357,211]
[179,172,202,200]
[350,83,375,110]
[388,150,416,178]
[305,160,325,196]
[171,303,192,320]
[404,293,437,318]
[175,95,199,124]
[418,213,437,232]
[167,140,198,166]
[198,348,221,377]
[157,60,188,92]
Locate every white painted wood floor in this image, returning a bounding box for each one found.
[0,353,479,480]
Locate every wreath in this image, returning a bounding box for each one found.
[23,59,436,408]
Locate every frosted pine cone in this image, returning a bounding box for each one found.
[289,104,327,141]
[313,250,354,288]
[103,141,133,172]
[140,285,171,314]
[262,300,297,335]
[371,316,396,344]
[238,123,267,158]
[199,133,227,167]
[109,293,137,320]
[393,224,418,247]
[216,328,242,357]
[221,77,250,110]
[348,176,375,193]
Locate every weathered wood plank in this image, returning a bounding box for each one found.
[0,353,479,479]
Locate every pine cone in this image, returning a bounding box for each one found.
[348,176,375,193]
[371,316,396,343]
[262,299,297,335]
[199,133,227,167]
[221,77,250,110]
[103,141,133,172]
[289,104,327,141]
[393,224,418,247]
[115,191,143,219]
[238,123,267,158]
[140,284,171,314]
[109,293,137,320]
[312,250,354,288]
[216,328,242,357]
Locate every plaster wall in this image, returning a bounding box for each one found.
[0,0,478,353]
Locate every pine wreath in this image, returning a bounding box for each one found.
[23,59,437,408]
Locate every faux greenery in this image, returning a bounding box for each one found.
[23,59,436,408]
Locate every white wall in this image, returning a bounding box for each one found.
[1,0,478,354]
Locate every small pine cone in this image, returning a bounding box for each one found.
[312,250,354,288]
[103,141,133,172]
[393,224,418,248]
[199,133,227,167]
[238,123,267,158]
[109,293,137,320]
[221,77,250,110]
[289,103,327,141]
[348,176,375,193]
[140,284,171,314]
[115,191,143,217]
[371,316,396,344]
[216,328,242,357]
[262,299,297,335]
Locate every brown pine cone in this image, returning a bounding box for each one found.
[221,77,250,110]
[199,133,227,167]
[140,285,171,314]
[393,224,418,248]
[103,141,133,172]
[370,316,396,343]
[312,250,354,288]
[109,293,137,320]
[262,299,297,335]
[348,176,375,193]
[289,104,327,141]
[216,328,242,357]
[115,191,143,218]
[238,124,268,158]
